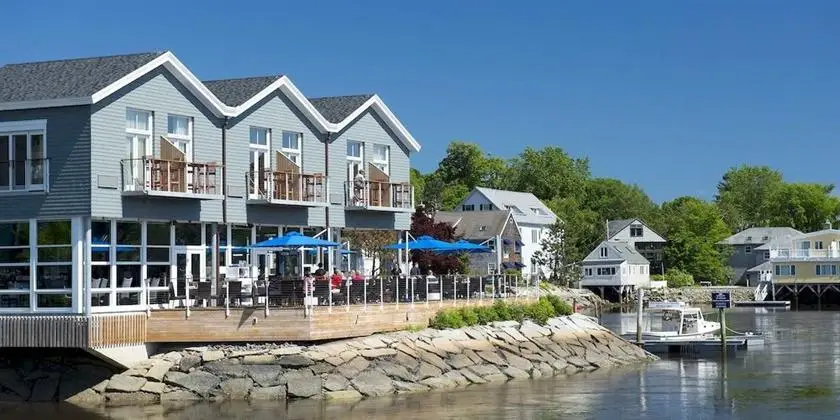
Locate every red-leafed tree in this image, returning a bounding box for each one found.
[410,206,466,274]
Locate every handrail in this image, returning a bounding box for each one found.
[345,180,413,209]
[121,157,221,195]
[247,169,327,203]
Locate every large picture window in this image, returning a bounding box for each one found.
[36,220,72,309]
[0,129,46,192]
[0,221,30,309]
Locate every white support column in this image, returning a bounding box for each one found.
[84,217,92,316]
[29,219,36,313]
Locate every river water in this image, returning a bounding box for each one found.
[4,307,840,420]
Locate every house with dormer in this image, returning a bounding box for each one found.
[453,187,556,277]
[434,210,522,274]
[606,219,667,275]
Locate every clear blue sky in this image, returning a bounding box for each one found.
[3,0,840,203]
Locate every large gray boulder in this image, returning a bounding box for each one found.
[351,371,394,397]
[286,376,322,398]
[168,371,220,396]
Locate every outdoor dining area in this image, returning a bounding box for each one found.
[150,233,540,318]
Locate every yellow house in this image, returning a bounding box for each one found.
[769,228,840,285]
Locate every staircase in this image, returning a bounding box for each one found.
[754,272,772,301]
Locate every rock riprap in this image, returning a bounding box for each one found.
[75,314,656,406]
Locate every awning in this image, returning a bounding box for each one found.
[501,262,526,269]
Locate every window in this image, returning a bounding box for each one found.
[281,131,302,166]
[775,264,796,276]
[531,229,540,244]
[815,241,825,250]
[596,267,616,276]
[584,268,592,276]
[487,263,496,274]
[347,141,364,202]
[372,144,389,175]
[480,204,494,211]
[166,115,192,160]
[347,141,363,159]
[0,221,30,309]
[36,220,72,309]
[250,127,269,146]
[764,250,770,260]
[249,127,270,198]
[816,264,837,276]
[599,247,608,258]
[630,225,643,237]
[531,207,546,216]
[125,109,152,190]
[462,204,475,211]
[745,246,752,254]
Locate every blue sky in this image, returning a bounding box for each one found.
[3,0,840,203]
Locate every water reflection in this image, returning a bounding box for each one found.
[6,309,840,419]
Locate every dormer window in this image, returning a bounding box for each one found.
[599,247,608,258]
[531,207,546,215]
[630,225,643,237]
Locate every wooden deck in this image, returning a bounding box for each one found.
[146,299,516,343]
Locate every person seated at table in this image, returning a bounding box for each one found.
[350,270,365,303]
[352,270,365,282]
[314,263,326,280]
[330,269,343,292]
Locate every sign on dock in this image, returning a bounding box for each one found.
[711,291,731,309]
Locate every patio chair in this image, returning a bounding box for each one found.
[227,281,243,307]
[195,282,216,307]
[168,278,187,308]
[266,280,283,306]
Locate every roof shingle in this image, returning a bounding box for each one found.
[308,94,374,123]
[582,240,649,265]
[435,210,513,240]
[0,52,165,103]
[203,75,283,107]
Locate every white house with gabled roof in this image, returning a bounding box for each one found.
[453,187,556,277]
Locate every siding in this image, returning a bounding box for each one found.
[0,106,91,219]
[90,68,223,222]
[227,93,327,227]
[331,110,412,230]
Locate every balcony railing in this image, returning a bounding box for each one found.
[0,159,49,192]
[345,180,413,211]
[769,248,840,259]
[121,157,222,199]
[247,170,328,206]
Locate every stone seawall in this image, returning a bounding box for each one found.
[65,314,655,407]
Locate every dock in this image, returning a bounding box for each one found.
[733,300,790,308]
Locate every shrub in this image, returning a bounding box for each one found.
[473,305,499,324]
[508,303,526,322]
[525,298,557,324]
[545,294,573,316]
[458,307,479,326]
[664,268,694,288]
[492,300,513,321]
[429,308,465,329]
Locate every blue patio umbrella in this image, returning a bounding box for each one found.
[439,240,491,254]
[384,235,454,252]
[252,231,340,249]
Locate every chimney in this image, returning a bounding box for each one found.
[605,220,609,240]
[825,219,833,230]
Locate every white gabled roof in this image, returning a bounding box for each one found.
[467,187,556,226]
[0,51,421,153]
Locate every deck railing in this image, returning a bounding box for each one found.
[345,180,413,210]
[141,274,539,318]
[121,157,221,196]
[769,248,840,259]
[247,170,327,204]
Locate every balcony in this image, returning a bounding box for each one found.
[247,170,328,207]
[0,159,49,193]
[769,248,840,260]
[345,180,413,212]
[580,274,628,286]
[120,157,223,200]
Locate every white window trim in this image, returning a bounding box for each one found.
[372,144,389,176]
[281,131,302,167]
[347,140,363,161]
[1,130,48,192]
[166,114,193,162]
[249,127,271,149]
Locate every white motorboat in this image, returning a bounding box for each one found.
[625,302,721,341]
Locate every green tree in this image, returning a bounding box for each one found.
[531,219,582,287]
[658,197,732,284]
[583,178,658,224]
[545,197,601,267]
[419,141,511,210]
[766,183,840,232]
[410,168,426,205]
[507,146,590,201]
[715,165,784,231]
[342,230,395,277]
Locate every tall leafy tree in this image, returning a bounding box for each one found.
[658,197,732,284]
[583,178,658,224]
[766,183,840,232]
[715,165,784,231]
[409,207,465,274]
[507,146,590,201]
[531,219,582,287]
